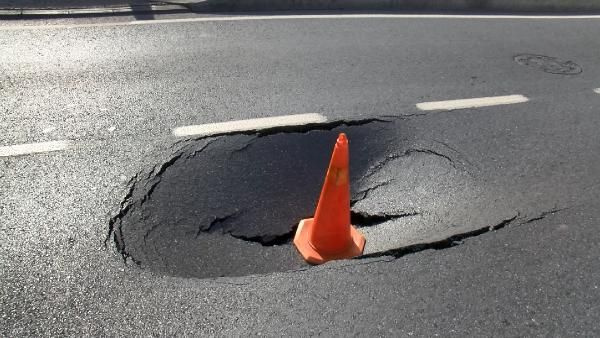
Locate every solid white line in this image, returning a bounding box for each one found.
[594,88,600,94]
[3,13,600,30]
[0,140,70,157]
[416,94,529,111]
[173,113,328,137]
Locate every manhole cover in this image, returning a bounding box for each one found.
[514,54,582,75]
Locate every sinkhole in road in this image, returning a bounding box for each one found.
[110,119,426,279]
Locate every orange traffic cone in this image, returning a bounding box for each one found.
[294,133,366,264]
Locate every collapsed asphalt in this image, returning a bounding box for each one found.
[110,120,416,278]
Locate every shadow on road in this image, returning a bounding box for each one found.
[130,1,153,20]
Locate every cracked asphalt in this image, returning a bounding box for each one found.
[2,12,600,335]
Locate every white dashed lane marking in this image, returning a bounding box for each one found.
[172,113,328,137]
[416,94,529,111]
[0,140,71,157]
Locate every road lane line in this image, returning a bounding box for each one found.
[594,88,600,94]
[0,140,70,157]
[3,14,600,31]
[416,94,529,111]
[172,113,328,137]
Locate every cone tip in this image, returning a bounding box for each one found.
[337,133,348,145]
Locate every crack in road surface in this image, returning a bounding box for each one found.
[351,211,421,227]
[362,214,519,259]
[351,179,395,207]
[521,207,568,224]
[362,147,458,179]
[207,210,421,246]
[361,208,567,260]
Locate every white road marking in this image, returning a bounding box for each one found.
[0,140,70,157]
[416,94,529,111]
[3,14,600,31]
[173,113,328,137]
[594,88,600,94]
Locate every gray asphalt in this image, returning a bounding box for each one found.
[1,13,600,336]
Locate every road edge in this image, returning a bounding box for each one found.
[1,0,600,17]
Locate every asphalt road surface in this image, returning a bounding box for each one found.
[1,12,600,336]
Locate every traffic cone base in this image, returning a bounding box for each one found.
[294,218,366,265]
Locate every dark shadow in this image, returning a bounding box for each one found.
[130,2,154,20]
